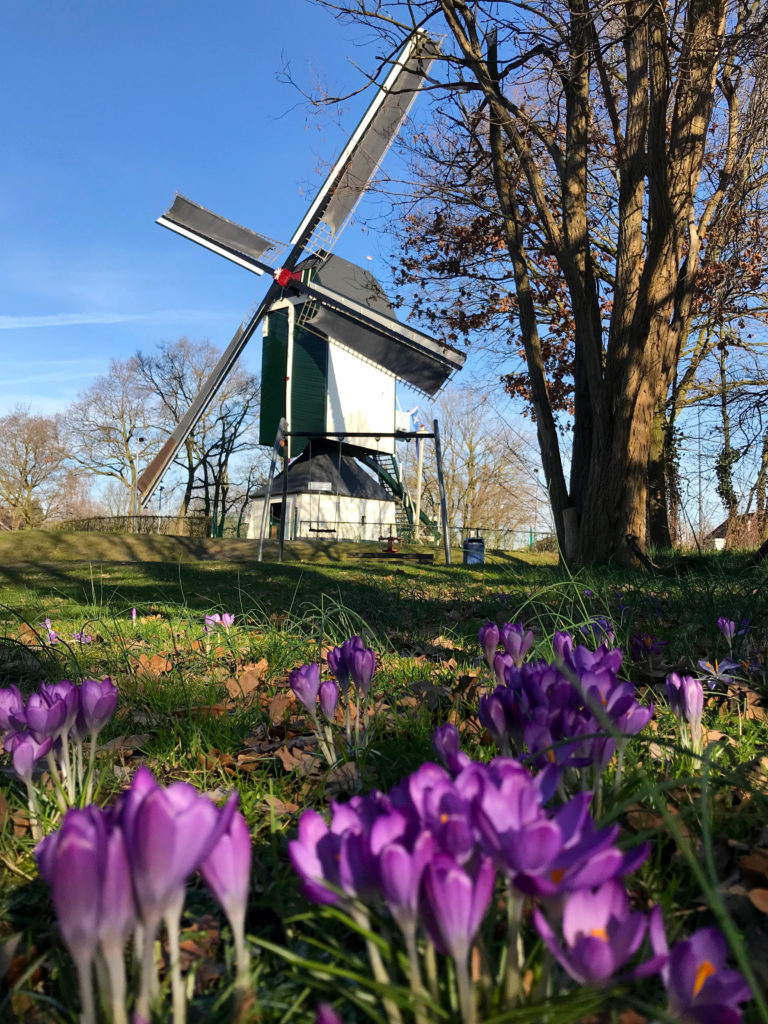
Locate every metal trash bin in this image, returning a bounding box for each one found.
[463,536,485,565]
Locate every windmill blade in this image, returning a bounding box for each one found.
[290,274,465,396]
[137,279,282,506]
[291,30,440,256]
[157,195,288,274]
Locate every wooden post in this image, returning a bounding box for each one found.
[433,418,451,565]
[258,417,286,562]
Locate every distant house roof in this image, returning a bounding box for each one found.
[705,512,761,543]
[256,441,393,501]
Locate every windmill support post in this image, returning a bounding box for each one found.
[278,441,289,563]
[258,417,287,563]
[433,419,451,565]
[414,430,425,543]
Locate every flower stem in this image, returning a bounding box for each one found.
[455,953,475,1024]
[74,952,96,1024]
[84,734,99,804]
[503,886,522,1006]
[136,916,159,1021]
[100,942,128,1024]
[165,901,187,1024]
[46,750,69,811]
[352,906,401,1024]
[24,780,43,841]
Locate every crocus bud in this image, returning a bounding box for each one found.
[200,797,251,937]
[204,613,221,633]
[290,663,321,712]
[10,732,53,784]
[478,622,500,668]
[221,613,235,630]
[349,647,375,696]
[316,1005,344,1024]
[319,680,339,721]
[500,622,534,666]
[35,806,106,967]
[717,617,735,643]
[79,678,118,737]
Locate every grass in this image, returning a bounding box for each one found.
[0,532,767,1022]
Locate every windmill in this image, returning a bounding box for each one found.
[137,31,465,533]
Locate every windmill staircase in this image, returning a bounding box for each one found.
[360,451,438,540]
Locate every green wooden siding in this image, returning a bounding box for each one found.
[259,308,289,446]
[289,318,328,457]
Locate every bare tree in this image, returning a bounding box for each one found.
[401,388,542,546]
[312,0,768,562]
[63,358,158,516]
[0,406,68,528]
[134,338,262,528]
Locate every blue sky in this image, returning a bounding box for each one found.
[0,0,422,416]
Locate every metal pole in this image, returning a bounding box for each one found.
[414,431,425,542]
[433,418,451,565]
[278,443,289,563]
[258,417,287,562]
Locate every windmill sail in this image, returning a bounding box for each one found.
[138,30,442,508]
[158,195,287,272]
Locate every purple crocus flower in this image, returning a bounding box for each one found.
[72,630,92,644]
[36,806,134,1023]
[327,645,351,693]
[478,622,500,668]
[0,684,24,735]
[377,831,436,939]
[120,766,235,928]
[79,678,118,737]
[433,723,471,774]
[131,607,137,622]
[40,680,79,735]
[500,622,534,666]
[200,795,251,978]
[630,632,668,660]
[666,673,703,727]
[717,617,736,644]
[318,680,339,721]
[349,645,376,696]
[10,732,53,784]
[204,613,221,633]
[290,663,321,713]
[533,879,652,985]
[41,618,59,644]
[697,657,739,686]
[15,691,67,741]
[552,630,574,664]
[36,807,107,977]
[221,612,235,630]
[652,923,751,1024]
[421,852,495,965]
[201,797,250,923]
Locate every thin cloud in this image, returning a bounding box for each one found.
[0,310,221,330]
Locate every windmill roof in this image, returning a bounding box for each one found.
[294,255,465,395]
[256,441,394,501]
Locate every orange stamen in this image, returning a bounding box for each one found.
[693,960,716,997]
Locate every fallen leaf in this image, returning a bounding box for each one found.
[263,794,299,816]
[748,888,768,913]
[738,849,768,884]
[133,653,172,677]
[275,744,316,775]
[100,734,150,754]
[267,693,295,723]
[225,658,268,699]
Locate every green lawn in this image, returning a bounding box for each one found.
[0,532,766,1022]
